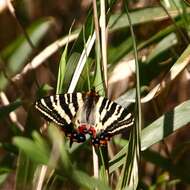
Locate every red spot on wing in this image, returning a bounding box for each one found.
[78,124,97,138]
[78,124,88,133]
[88,126,96,138]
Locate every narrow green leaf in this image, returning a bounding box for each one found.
[61,52,80,92]
[146,33,177,64]
[13,134,49,165]
[15,151,38,190]
[0,18,54,90]
[0,173,8,186]
[109,7,190,31]
[56,25,73,94]
[73,170,111,190]
[118,3,141,190]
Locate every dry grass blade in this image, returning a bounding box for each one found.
[12,32,79,82]
[100,0,108,87]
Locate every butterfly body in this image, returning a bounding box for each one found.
[35,90,134,146]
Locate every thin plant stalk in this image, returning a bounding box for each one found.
[92,146,99,178]
[126,1,141,184]
[92,0,101,180]
[100,0,108,88]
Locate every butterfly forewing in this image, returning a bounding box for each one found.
[35,93,84,126]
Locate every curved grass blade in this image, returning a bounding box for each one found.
[116,3,141,189]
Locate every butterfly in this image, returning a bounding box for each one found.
[35,90,134,146]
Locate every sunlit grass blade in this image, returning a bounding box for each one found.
[142,43,190,102]
[110,99,190,173]
[68,31,96,93]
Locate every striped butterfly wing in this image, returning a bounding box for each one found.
[95,96,134,136]
[35,90,134,146]
[35,93,84,134]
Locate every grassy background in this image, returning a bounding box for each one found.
[0,0,190,189]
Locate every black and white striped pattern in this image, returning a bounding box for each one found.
[35,91,134,145]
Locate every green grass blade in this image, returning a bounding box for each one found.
[0,18,53,90]
[108,7,190,31]
[56,24,74,94]
[56,39,68,94]
[110,99,190,173]
[142,43,190,103]
[116,3,141,189]
[13,133,50,165]
[68,32,96,93]
[15,151,38,190]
